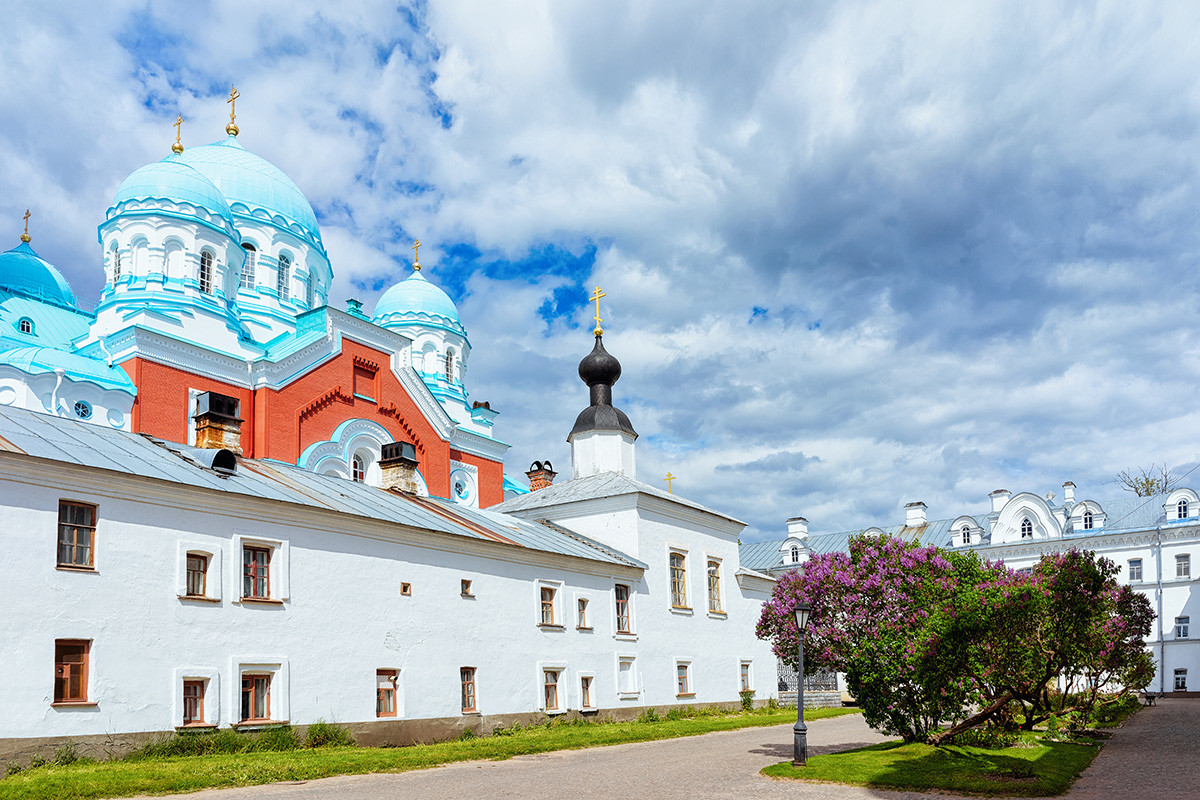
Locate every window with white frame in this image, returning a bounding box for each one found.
[614,583,632,634]
[577,597,589,629]
[240,673,271,722]
[352,454,365,483]
[580,675,594,709]
[1128,559,1143,582]
[461,667,477,712]
[276,254,291,300]
[444,350,455,383]
[1082,510,1094,530]
[1180,499,1191,519]
[740,661,752,692]
[57,500,96,569]
[1177,616,1190,639]
[676,661,692,696]
[1020,517,1033,538]
[669,551,688,608]
[186,553,209,597]
[199,251,214,294]
[240,244,256,288]
[183,679,205,726]
[233,535,287,603]
[376,669,399,717]
[1175,668,1188,691]
[1177,553,1191,579]
[790,544,800,563]
[18,317,33,335]
[243,545,270,599]
[543,669,560,711]
[961,525,971,544]
[707,559,723,613]
[540,586,556,625]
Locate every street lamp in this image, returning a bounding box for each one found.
[793,601,812,766]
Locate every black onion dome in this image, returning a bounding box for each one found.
[569,334,638,439]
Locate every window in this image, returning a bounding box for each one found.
[444,350,455,383]
[307,273,316,308]
[461,579,473,597]
[376,670,398,717]
[676,663,691,696]
[112,246,121,280]
[669,552,688,608]
[1082,510,1094,530]
[540,586,556,625]
[790,544,799,563]
[240,244,256,288]
[199,251,214,294]
[18,317,33,335]
[186,553,208,597]
[1180,500,1191,519]
[618,657,637,694]
[1177,616,1190,639]
[353,365,376,400]
[461,667,477,712]
[57,501,96,569]
[615,584,632,634]
[1176,669,1188,691]
[1177,554,1191,579]
[707,560,722,613]
[580,676,593,709]
[183,680,205,725]
[961,525,971,544]
[577,598,589,629]
[1020,518,1033,538]
[242,545,270,599]
[73,401,92,420]
[277,254,291,300]
[1129,559,1143,582]
[400,582,412,596]
[352,455,365,483]
[54,640,89,703]
[544,670,559,711]
[1017,566,1034,576]
[740,662,752,692]
[240,673,271,722]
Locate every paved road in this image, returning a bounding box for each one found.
[145,699,1200,800]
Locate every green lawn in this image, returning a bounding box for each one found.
[0,707,858,800]
[763,735,1104,797]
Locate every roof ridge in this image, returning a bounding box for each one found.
[533,518,647,569]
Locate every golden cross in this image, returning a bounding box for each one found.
[663,472,676,493]
[172,115,184,154]
[412,239,422,271]
[226,85,241,135]
[21,209,31,243]
[590,285,606,335]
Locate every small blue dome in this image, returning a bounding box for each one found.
[373,271,462,329]
[0,241,78,309]
[0,346,136,394]
[177,137,323,246]
[112,157,234,225]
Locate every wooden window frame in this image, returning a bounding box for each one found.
[183,680,205,726]
[669,552,688,609]
[706,560,723,613]
[543,670,559,711]
[240,673,271,722]
[460,667,477,713]
[54,639,90,704]
[676,663,692,697]
[540,586,556,626]
[740,662,751,692]
[614,584,632,634]
[461,579,474,597]
[577,597,589,629]
[57,500,97,570]
[376,669,399,718]
[242,545,271,600]
[185,553,208,597]
[580,675,593,709]
[352,455,365,483]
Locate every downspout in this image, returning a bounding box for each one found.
[50,367,66,415]
[1156,524,1165,696]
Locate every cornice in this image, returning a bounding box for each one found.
[971,523,1199,560]
[449,426,510,461]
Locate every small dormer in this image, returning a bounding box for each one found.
[993,492,1062,544]
[950,515,980,547]
[1165,488,1200,523]
[1068,500,1106,533]
[779,517,810,567]
[863,526,885,537]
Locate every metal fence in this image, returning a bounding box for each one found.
[777,661,838,692]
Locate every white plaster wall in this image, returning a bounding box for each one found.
[0,369,133,431]
[570,430,636,479]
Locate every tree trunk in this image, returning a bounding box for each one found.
[927,693,1013,746]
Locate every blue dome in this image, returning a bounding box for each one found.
[373,271,462,329]
[0,241,77,309]
[176,137,323,246]
[0,346,136,394]
[112,158,234,225]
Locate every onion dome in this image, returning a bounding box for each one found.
[569,334,637,438]
[372,271,464,334]
[111,157,235,226]
[0,346,136,394]
[176,136,323,247]
[0,240,78,310]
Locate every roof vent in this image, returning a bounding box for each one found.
[380,440,420,493]
[526,460,558,491]
[209,448,237,476]
[194,391,242,454]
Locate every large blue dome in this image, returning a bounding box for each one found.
[176,136,323,247]
[0,241,78,309]
[112,157,234,226]
[373,271,462,331]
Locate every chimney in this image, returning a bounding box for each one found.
[904,502,928,527]
[194,391,242,454]
[526,460,557,491]
[1062,482,1075,504]
[380,440,421,493]
[989,489,1010,513]
[786,516,808,538]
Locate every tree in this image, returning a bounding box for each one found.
[1115,464,1176,496]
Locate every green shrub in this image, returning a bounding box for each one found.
[636,707,660,723]
[458,728,477,741]
[945,726,1019,749]
[305,719,356,748]
[257,725,301,751]
[739,690,756,711]
[767,697,780,711]
[492,722,522,736]
[6,762,23,776]
[28,756,47,769]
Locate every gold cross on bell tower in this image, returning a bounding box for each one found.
[663,472,676,493]
[20,209,31,243]
[226,85,241,136]
[590,285,606,336]
[412,239,422,271]
[172,114,184,154]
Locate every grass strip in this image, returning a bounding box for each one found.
[762,734,1103,797]
[1,707,858,800]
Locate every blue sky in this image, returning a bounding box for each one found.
[4,1,1200,540]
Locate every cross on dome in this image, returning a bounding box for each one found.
[226,85,240,136]
[21,209,31,243]
[590,285,606,335]
[172,115,184,154]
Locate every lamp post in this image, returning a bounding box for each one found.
[793,602,812,766]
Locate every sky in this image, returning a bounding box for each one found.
[4,1,1200,541]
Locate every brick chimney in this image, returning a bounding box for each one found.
[526,460,557,491]
[380,441,421,494]
[194,391,242,454]
[904,501,928,527]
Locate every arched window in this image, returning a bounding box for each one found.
[1082,509,1094,530]
[199,251,214,294]
[961,525,972,545]
[240,244,256,289]
[307,273,316,308]
[352,455,365,483]
[1020,517,1033,538]
[1179,500,1190,520]
[18,317,33,335]
[444,350,455,383]
[790,545,800,563]
[112,244,122,280]
[277,254,291,301]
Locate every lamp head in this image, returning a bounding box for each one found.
[793,602,812,632]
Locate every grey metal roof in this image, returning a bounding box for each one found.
[0,405,640,570]
[492,470,746,526]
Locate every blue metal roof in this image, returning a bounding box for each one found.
[0,241,78,309]
[111,157,235,226]
[0,404,639,570]
[0,346,136,393]
[373,271,463,330]
[0,289,92,350]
